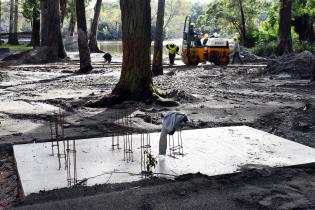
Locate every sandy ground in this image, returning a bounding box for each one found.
[1,57,315,209]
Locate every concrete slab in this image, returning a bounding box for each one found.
[13,126,315,195]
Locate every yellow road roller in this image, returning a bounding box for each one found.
[181,16,230,65]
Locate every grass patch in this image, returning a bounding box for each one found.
[0,44,32,52]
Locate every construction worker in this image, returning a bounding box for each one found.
[232,38,244,64]
[188,23,198,47]
[166,43,179,65]
[202,34,209,46]
[189,23,195,35]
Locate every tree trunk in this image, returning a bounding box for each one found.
[76,0,93,73]
[152,0,165,76]
[276,0,293,55]
[11,0,19,44]
[111,0,154,100]
[31,7,40,47]
[89,0,102,52]
[238,0,246,47]
[42,0,67,61]
[294,14,314,43]
[0,0,1,44]
[40,1,47,45]
[68,10,76,36]
[60,0,67,27]
[8,0,15,44]
[58,27,67,58]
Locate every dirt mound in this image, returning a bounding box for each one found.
[240,47,268,63]
[2,47,51,64]
[165,89,198,103]
[266,51,315,79]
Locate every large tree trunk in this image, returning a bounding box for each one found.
[41,0,67,60]
[152,0,165,76]
[276,0,293,55]
[76,0,93,73]
[60,0,67,27]
[8,0,15,44]
[31,7,40,47]
[112,0,154,100]
[68,11,76,36]
[89,0,102,53]
[238,0,247,47]
[40,1,47,45]
[294,14,314,43]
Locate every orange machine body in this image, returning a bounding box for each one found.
[181,16,230,66]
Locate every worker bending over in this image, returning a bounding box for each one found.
[166,43,179,66]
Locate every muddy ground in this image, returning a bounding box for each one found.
[0,56,315,209]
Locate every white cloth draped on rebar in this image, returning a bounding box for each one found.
[159,112,188,155]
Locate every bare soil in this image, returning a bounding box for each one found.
[1,58,315,209]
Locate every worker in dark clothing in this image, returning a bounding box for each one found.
[103,52,112,64]
[188,23,202,47]
[166,43,179,65]
[188,23,198,47]
[188,23,195,35]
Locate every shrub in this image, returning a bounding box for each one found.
[294,41,315,54]
[250,40,277,57]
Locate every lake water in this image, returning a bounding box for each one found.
[98,39,183,57]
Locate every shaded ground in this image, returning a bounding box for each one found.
[0,57,315,209]
[10,167,315,210]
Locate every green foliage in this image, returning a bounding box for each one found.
[22,0,40,22]
[205,0,269,39]
[294,41,315,53]
[292,0,315,17]
[144,151,157,177]
[64,0,92,20]
[97,21,122,40]
[97,1,121,40]
[191,2,206,23]
[250,40,277,56]
[250,27,315,56]
[65,0,76,20]
[96,0,194,40]
[162,0,191,38]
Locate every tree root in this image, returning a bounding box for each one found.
[155,97,179,107]
[77,64,93,74]
[86,94,179,108]
[86,94,124,108]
